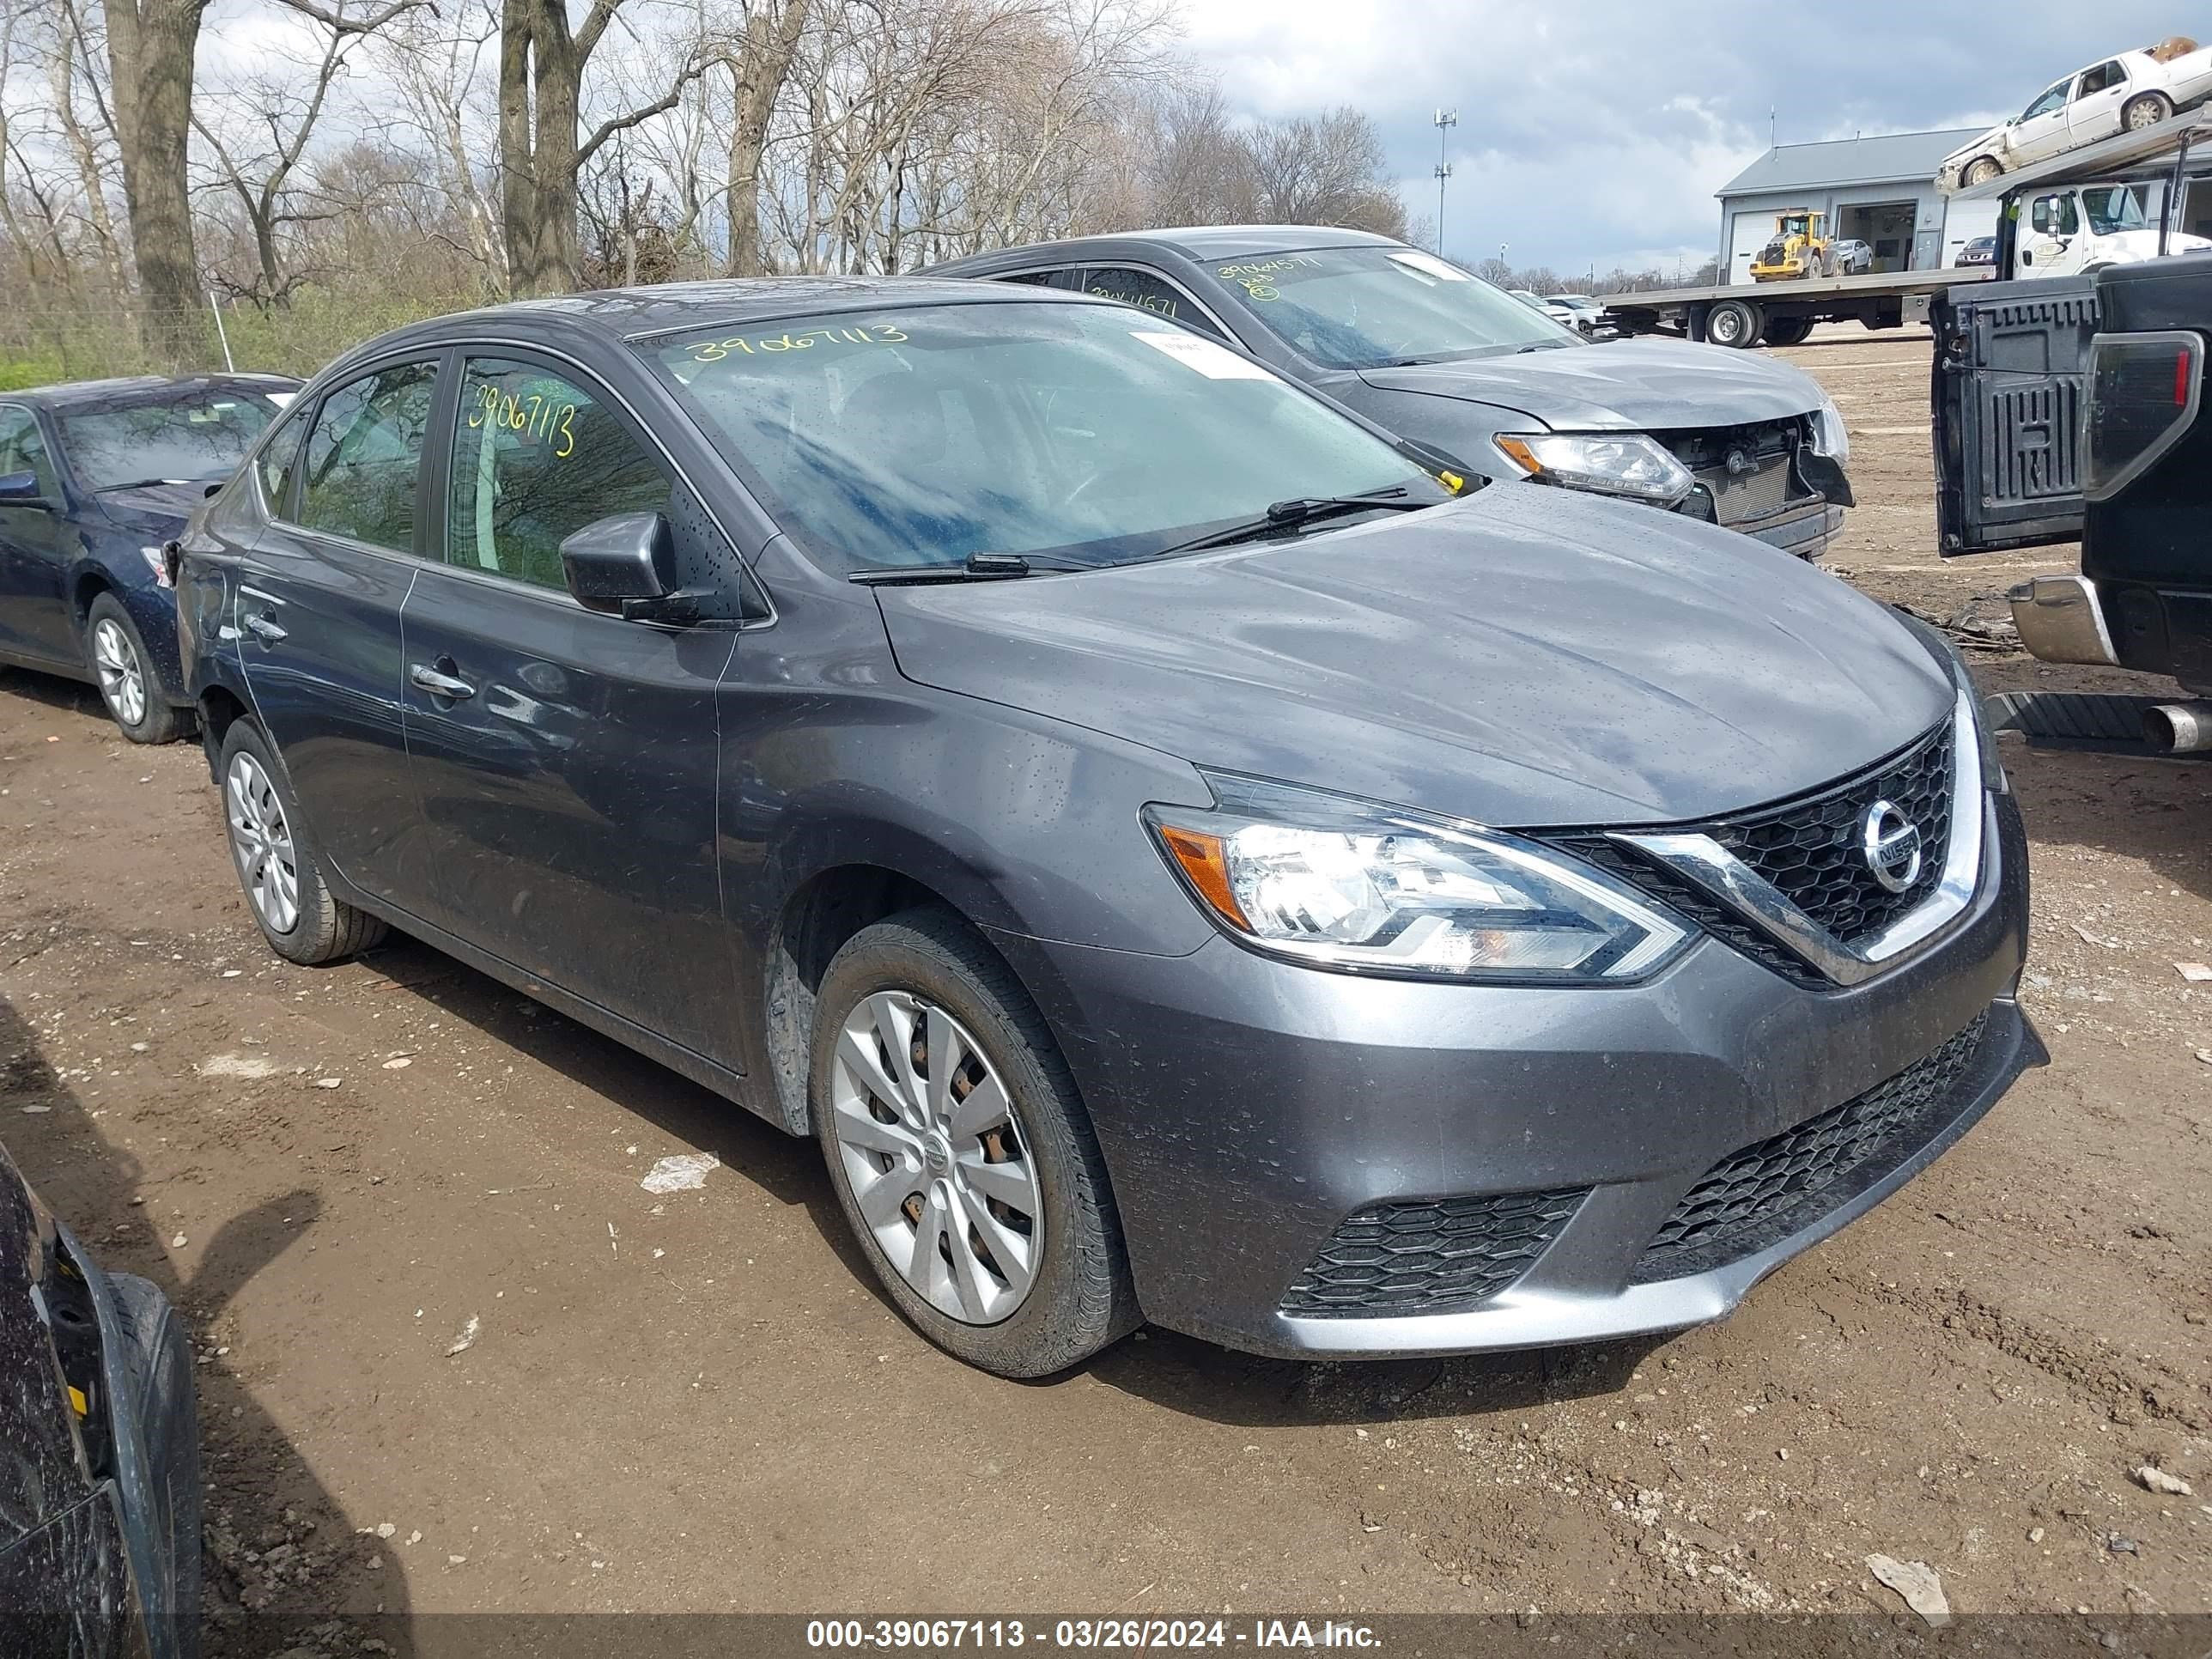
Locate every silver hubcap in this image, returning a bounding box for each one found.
[225,752,300,934]
[2129,101,2163,130]
[92,618,145,727]
[829,990,1042,1326]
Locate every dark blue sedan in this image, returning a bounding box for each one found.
[0,374,297,741]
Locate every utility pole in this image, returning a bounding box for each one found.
[1433,109,1457,255]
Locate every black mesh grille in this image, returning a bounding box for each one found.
[1548,719,1955,988]
[1716,723,1953,945]
[1562,837,1826,990]
[1279,1188,1589,1318]
[1632,1013,1989,1284]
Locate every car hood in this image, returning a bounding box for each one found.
[1355,337,1826,432]
[878,485,1951,829]
[93,480,210,538]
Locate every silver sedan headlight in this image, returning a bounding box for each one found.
[1493,431,1695,505]
[1810,392,1850,465]
[1146,776,1690,983]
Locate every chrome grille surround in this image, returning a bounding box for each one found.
[1607,690,1987,988]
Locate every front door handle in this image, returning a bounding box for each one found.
[244,613,287,643]
[409,662,477,700]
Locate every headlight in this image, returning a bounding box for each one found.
[1810,394,1850,465]
[1145,776,1690,982]
[1896,611,2007,796]
[1493,432,1694,505]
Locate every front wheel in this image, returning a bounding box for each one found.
[85,593,178,744]
[1963,156,2003,187]
[2124,92,2173,131]
[812,909,1138,1377]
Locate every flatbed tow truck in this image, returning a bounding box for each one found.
[1600,106,2212,349]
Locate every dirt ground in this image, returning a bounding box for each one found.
[2,324,2208,1647]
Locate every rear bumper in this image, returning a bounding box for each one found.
[2008,574,2121,666]
[996,793,2034,1358]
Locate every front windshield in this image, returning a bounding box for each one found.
[647,301,1442,574]
[2021,80,2069,121]
[1207,244,1574,369]
[61,390,277,489]
[2081,185,2148,234]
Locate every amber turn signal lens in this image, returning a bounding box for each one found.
[1158,825,1250,930]
[1493,434,1541,476]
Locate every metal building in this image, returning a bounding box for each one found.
[1716,128,1986,282]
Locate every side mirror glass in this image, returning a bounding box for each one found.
[560,511,673,616]
[0,470,49,507]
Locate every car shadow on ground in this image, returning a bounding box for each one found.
[356,936,1665,1426]
[0,661,104,722]
[1085,1325,1662,1428]
[0,991,413,1656]
[353,936,876,1283]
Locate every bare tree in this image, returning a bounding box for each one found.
[497,0,706,295]
[717,0,807,276]
[1246,106,1407,238]
[191,3,370,307]
[375,0,510,289]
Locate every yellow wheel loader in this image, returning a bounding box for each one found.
[1748,210,1839,282]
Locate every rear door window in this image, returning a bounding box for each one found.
[447,356,673,591]
[255,407,308,514]
[295,362,440,553]
[1078,267,1227,338]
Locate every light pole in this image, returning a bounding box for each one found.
[1433,109,1457,255]
[1498,242,1508,280]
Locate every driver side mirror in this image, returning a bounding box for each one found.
[0,470,51,509]
[561,511,675,617]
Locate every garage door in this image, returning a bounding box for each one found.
[1729,212,1775,283]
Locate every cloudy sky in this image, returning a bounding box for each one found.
[1176,0,2194,276]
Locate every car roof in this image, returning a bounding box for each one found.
[2,373,299,412]
[369,276,1075,348]
[934,224,1404,270]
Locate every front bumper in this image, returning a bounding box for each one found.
[1732,498,1844,559]
[995,792,2033,1359]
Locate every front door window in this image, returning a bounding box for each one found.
[447,357,673,591]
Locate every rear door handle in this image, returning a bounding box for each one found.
[244,613,287,643]
[409,663,476,700]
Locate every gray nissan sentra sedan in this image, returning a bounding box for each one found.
[173,278,2039,1378]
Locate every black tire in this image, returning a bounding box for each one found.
[84,592,179,744]
[1963,156,2003,187]
[1706,298,1761,349]
[2124,91,2173,132]
[106,1273,202,1659]
[216,717,387,965]
[1762,315,1814,347]
[811,908,1139,1377]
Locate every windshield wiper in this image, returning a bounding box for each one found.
[1146,488,1429,560]
[849,550,1086,586]
[94,475,202,492]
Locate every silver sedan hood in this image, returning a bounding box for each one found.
[1357,337,1827,432]
[879,485,1950,830]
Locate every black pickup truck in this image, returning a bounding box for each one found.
[1934,257,2212,750]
